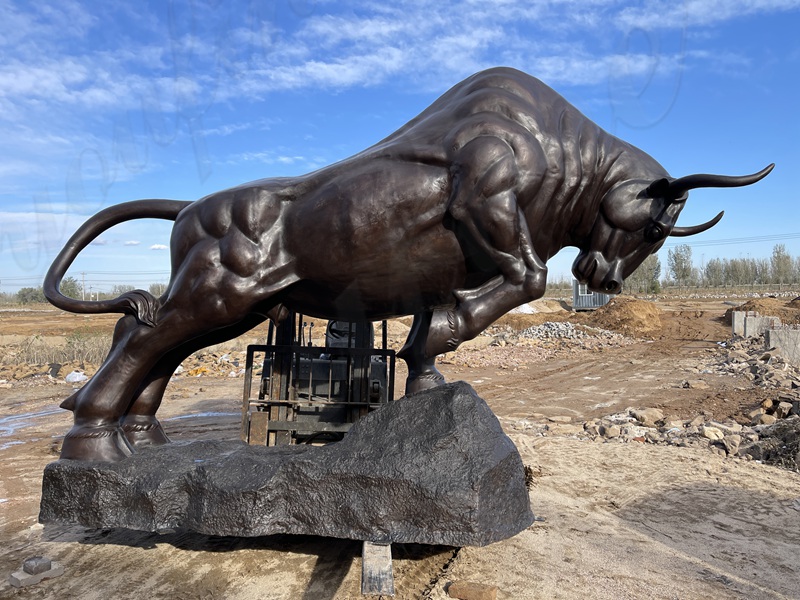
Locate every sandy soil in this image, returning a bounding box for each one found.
[1,298,799,599]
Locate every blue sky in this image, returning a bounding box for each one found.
[1,0,799,295]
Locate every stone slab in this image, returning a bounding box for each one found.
[40,382,534,546]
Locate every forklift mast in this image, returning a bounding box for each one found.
[241,311,396,446]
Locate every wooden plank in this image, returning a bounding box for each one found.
[248,411,270,445]
[361,541,394,596]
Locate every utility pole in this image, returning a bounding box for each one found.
[82,272,86,300]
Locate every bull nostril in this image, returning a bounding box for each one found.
[605,281,618,293]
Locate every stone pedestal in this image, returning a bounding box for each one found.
[40,382,533,546]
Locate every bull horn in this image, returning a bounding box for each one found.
[668,163,774,200]
[670,210,724,237]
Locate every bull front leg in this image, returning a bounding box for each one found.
[424,268,546,359]
[448,135,547,284]
[424,135,547,356]
[397,311,447,394]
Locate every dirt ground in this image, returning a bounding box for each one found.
[1,296,800,599]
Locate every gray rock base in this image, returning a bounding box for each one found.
[40,382,534,546]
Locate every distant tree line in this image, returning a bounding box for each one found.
[625,243,800,292]
[9,278,168,305]
[4,245,799,306]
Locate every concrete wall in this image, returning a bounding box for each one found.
[732,311,781,338]
[765,328,800,366]
[744,315,781,338]
[732,311,756,336]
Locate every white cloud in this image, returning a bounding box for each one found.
[617,0,800,29]
[124,240,141,246]
[90,238,108,246]
[1,0,797,218]
[149,244,168,250]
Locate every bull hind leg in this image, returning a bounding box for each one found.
[62,313,246,461]
[58,309,156,461]
[120,314,267,449]
[61,280,290,461]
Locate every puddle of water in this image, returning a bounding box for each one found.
[0,407,62,437]
[0,440,25,451]
[164,411,239,421]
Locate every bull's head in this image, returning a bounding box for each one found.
[573,164,774,294]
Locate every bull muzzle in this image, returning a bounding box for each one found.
[573,252,622,295]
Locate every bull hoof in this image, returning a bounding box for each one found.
[405,369,446,395]
[424,309,463,357]
[60,425,134,462]
[121,415,171,448]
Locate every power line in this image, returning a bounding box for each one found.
[663,231,800,248]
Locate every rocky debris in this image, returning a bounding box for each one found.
[705,334,800,394]
[487,320,633,346]
[641,291,799,302]
[507,408,800,472]
[630,407,664,427]
[517,321,623,341]
[682,379,710,390]
[441,322,635,370]
[738,416,800,470]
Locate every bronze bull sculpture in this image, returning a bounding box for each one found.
[45,67,773,462]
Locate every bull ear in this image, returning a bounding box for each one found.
[645,178,671,198]
[670,211,724,237]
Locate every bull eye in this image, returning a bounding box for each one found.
[644,223,663,243]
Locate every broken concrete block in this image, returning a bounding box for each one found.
[9,558,64,588]
[700,426,724,441]
[755,413,778,426]
[23,556,51,575]
[774,402,794,419]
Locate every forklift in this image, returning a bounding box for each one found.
[240,310,396,446]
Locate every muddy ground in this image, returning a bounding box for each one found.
[1,296,799,599]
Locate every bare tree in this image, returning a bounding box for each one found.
[149,282,168,297]
[625,254,661,293]
[704,258,724,287]
[667,244,697,287]
[771,244,792,285]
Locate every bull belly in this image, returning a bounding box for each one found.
[283,255,468,321]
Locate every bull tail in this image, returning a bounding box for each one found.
[43,199,192,326]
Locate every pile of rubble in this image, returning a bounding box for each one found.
[505,325,800,471]
[510,407,800,472]
[704,335,800,400]
[488,321,634,347]
[174,350,248,379]
[517,321,627,342]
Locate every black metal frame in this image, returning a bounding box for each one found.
[241,317,396,446]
